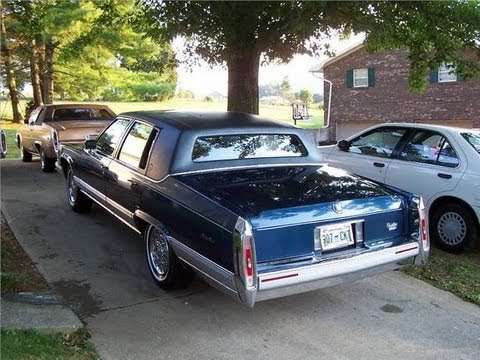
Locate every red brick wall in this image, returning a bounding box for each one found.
[323,48,480,140]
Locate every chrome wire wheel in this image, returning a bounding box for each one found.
[67,170,77,206]
[40,151,46,168]
[147,227,170,281]
[437,211,467,246]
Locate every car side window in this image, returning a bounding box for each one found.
[28,107,42,125]
[96,118,130,156]
[349,128,407,158]
[400,130,459,167]
[118,122,156,169]
[437,139,459,167]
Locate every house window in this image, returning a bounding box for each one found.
[438,63,457,83]
[347,68,375,88]
[353,68,369,87]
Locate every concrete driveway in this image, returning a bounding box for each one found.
[2,160,479,360]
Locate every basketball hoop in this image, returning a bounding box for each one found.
[292,101,310,125]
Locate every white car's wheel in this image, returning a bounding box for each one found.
[431,203,478,251]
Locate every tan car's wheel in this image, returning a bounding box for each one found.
[40,150,56,172]
[21,147,32,162]
[19,138,32,162]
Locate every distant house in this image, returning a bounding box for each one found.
[310,43,480,141]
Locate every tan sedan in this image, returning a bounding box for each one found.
[16,104,115,172]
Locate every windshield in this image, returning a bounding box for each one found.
[192,134,308,162]
[461,132,480,155]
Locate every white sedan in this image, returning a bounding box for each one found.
[318,123,480,251]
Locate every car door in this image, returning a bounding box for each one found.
[327,127,409,182]
[22,107,44,152]
[385,129,466,206]
[75,118,131,205]
[105,121,158,228]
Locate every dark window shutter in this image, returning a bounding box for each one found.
[346,70,353,88]
[368,68,375,87]
[430,69,438,83]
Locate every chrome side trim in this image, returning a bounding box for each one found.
[107,196,134,219]
[171,163,327,177]
[73,176,140,234]
[168,237,237,297]
[74,176,106,202]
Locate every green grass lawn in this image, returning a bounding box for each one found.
[2,129,21,159]
[403,247,480,306]
[1,329,98,360]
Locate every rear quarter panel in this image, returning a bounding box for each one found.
[140,176,239,272]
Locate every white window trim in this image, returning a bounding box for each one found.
[353,68,369,88]
[438,63,457,83]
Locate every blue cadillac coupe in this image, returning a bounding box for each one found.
[59,111,429,307]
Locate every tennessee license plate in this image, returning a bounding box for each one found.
[315,222,354,251]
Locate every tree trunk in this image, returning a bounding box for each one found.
[227,50,260,115]
[42,40,55,104]
[30,39,43,106]
[0,6,22,123]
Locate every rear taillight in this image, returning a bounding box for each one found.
[234,218,256,290]
[419,197,430,251]
[52,130,59,154]
[243,236,254,287]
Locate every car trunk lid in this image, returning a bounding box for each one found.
[49,120,111,143]
[177,165,409,263]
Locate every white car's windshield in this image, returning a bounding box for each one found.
[461,132,480,155]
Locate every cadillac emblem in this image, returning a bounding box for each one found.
[332,202,343,214]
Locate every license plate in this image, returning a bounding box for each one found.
[315,222,354,251]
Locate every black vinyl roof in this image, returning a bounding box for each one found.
[121,110,297,131]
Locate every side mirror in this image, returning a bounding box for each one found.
[337,140,350,152]
[84,139,96,150]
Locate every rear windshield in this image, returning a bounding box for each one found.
[51,108,112,121]
[192,134,308,162]
[461,132,480,155]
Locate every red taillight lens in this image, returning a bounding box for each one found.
[245,248,253,277]
[419,197,430,251]
[234,218,256,290]
[421,218,427,241]
[243,236,255,288]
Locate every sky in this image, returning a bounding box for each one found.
[174,34,364,98]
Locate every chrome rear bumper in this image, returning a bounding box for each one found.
[241,242,420,307]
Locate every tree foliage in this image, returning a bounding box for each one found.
[138,0,480,114]
[297,89,313,104]
[1,0,177,110]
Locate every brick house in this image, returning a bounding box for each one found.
[310,43,480,141]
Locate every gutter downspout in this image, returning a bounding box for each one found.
[311,72,332,129]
